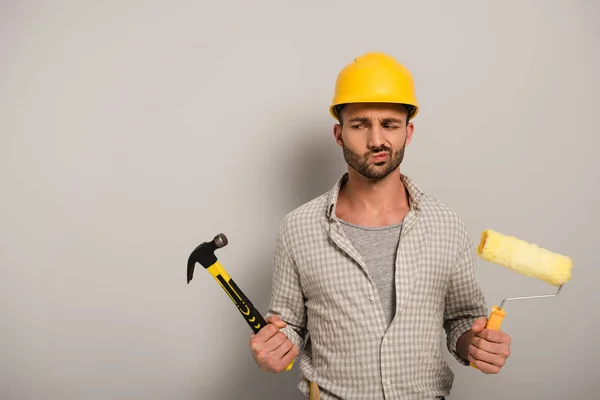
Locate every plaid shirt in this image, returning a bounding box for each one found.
[267,173,488,399]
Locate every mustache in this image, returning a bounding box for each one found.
[365,146,391,157]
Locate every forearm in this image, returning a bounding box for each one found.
[267,219,307,348]
[444,232,488,364]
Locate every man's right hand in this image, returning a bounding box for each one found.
[250,315,299,373]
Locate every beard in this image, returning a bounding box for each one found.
[342,140,406,180]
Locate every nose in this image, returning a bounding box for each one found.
[367,125,385,149]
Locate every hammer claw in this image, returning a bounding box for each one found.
[187,234,227,283]
[187,256,195,284]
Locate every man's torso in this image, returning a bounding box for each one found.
[271,174,484,399]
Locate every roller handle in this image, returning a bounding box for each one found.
[470,306,506,369]
[485,306,506,330]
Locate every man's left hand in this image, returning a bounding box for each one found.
[468,317,512,374]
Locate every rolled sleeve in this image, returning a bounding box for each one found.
[444,234,488,365]
[266,218,307,349]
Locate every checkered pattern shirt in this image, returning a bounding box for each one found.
[267,173,488,399]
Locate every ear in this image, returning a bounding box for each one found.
[405,122,415,146]
[333,124,343,147]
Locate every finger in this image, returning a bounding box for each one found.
[277,344,299,371]
[472,336,511,359]
[266,343,299,373]
[251,331,288,368]
[271,338,294,360]
[468,343,507,368]
[469,354,501,374]
[477,329,511,344]
[261,330,288,353]
[256,339,293,373]
[250,324,280,351]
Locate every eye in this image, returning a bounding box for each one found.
[383,125,399,130]
[351,124,366,129]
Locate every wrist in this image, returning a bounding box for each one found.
[456,329,473,362]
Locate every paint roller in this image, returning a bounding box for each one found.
[471,229,573,368]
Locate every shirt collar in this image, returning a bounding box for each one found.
[325,172,424,220]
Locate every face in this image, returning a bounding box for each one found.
[333,103,414,180]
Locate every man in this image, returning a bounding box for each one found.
[249,52,512,399]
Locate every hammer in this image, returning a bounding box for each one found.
[187,233,294,371]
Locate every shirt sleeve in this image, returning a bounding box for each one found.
[265,218,307,349]
[443,232,488,365]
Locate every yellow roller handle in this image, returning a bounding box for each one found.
[470,306,506,369]
[485,306,506,330]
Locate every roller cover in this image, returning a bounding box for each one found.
[477,229,572,286]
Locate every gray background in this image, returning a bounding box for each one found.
[1,1,598,399]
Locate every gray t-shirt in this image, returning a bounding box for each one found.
[339,219,402,327]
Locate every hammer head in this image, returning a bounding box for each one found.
[187,233,228,283]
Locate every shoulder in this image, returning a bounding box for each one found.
[421,194,466,225]
[418,192,472,245]
[278,192,329,237]
[402,174,467,231]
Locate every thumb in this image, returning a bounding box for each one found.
[471,317,487,333]
[265,314,288,329]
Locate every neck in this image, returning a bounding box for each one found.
[339,167,409,217]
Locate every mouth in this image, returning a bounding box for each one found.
[370,152,389,161]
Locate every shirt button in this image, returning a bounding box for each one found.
[369,295,374,301]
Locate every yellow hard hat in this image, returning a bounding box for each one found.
[330,52,419,121]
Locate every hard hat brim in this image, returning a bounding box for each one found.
[330,100,420,121]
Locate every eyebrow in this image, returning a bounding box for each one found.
[348,117,370,124]
[348,117,404,124]
[380,117,404,124]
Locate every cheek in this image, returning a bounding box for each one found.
[341,134,363,149]
[389,132,407,146]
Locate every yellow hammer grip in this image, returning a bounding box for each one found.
[470,306,506,369]
[206,261,296,372]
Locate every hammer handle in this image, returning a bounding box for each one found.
[207,261,267,333]
[206,261,295,371]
